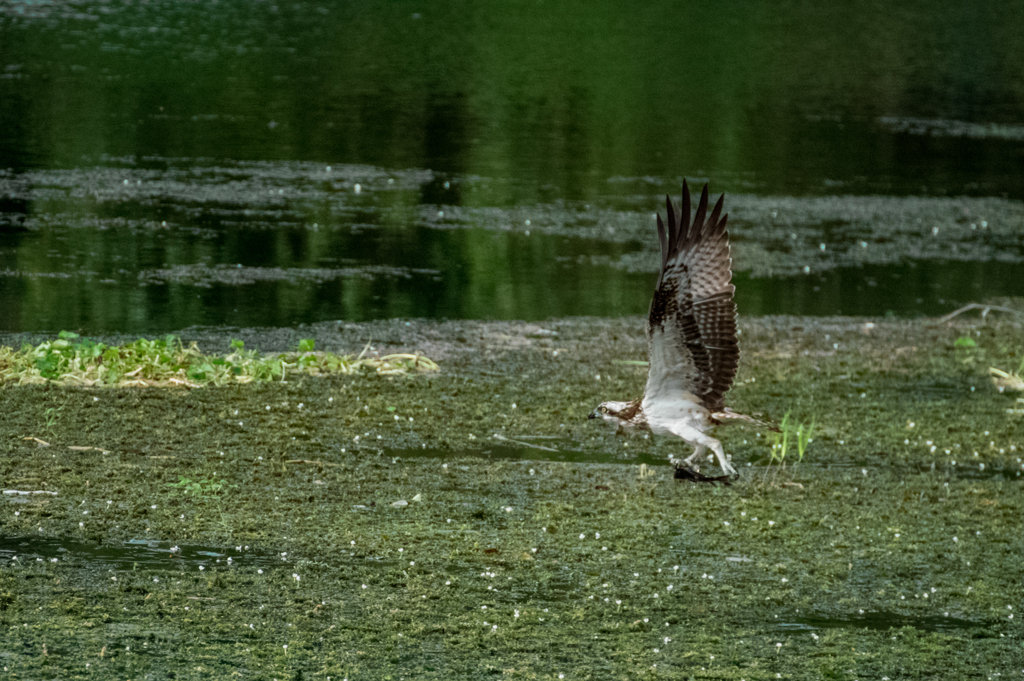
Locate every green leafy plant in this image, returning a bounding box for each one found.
[796,417,815,462]
[0,333,437,387]
[953,334,984,368]
[763,410,816,486]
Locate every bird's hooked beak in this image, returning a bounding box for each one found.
[588,410,598,420]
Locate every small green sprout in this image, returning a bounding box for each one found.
[764,410,816,485]
[795,417,816,463]
[44,406,63,435]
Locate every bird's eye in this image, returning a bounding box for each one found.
[599,406,608,413]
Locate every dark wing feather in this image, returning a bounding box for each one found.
[645,181,738,411]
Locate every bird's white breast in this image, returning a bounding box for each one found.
[641,392,710,436]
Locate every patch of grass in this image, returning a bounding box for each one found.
[0,333,437,387]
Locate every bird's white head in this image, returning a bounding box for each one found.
[588,400,640,428]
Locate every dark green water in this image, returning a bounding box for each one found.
[2,1,1024,333]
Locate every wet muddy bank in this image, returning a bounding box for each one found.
[1,315,1022,679]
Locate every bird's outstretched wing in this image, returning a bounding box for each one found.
[645,180,738,411]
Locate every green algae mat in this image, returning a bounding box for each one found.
[1,317,1022,679]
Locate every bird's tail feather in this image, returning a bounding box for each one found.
[711,408,780,432]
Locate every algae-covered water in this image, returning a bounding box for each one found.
[1,316,1022,679]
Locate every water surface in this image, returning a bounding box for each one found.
[1,0,1023,332]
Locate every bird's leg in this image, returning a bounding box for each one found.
[683,445,706,469]
[670,445,705,472]
[668,423,737,477]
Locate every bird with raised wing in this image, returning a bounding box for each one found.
[589,181,775,479]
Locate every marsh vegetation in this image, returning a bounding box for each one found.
[1,317,1021,679]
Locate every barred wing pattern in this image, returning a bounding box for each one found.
[644,181,738,411]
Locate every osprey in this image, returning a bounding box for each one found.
[589,181,774,480]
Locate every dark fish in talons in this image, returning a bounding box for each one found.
[673,464,734,486]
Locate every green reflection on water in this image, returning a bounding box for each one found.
[2,1,1024,332]
[2,1,1023,197]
